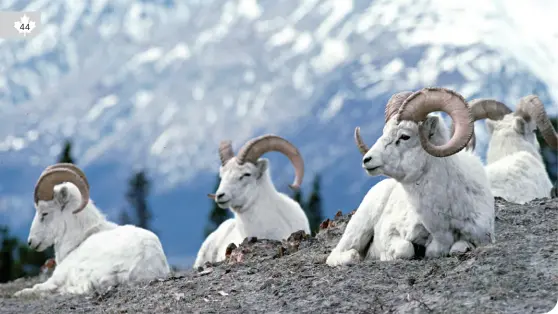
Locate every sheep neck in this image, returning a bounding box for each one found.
[54,201,115,264]
[399,154,457,210]
[233,171,284,238]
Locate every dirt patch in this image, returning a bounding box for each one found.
[1,198,557,314]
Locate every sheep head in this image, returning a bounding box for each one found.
[514,95,557,149]
[207,135,304,212]
[28,163,90,251]
[483,95,557,158]
[450,98,513,151]
[354,87,473,182]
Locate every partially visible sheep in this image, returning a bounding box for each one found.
[327,88,495,266]
[465,96,557,203]
[194,135,311,269]
[14,163,170,297]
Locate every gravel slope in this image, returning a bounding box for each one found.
[1,198,557,314]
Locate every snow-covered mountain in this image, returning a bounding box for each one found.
[0,0,557,267]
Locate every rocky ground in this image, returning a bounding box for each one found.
[1,198,557,314]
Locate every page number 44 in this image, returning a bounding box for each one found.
[14,14,36,36]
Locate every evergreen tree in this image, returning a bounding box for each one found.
[304,175,324,235]
[125,170,153,231]
[58,139,75,164]
[118,208,133,225]
[204,175,231,237]
[0,226,14,283]
[292,189,304,208]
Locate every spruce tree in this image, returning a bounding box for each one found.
[292,189,304,208]
[118,209,133,225]
[204,174,231,237]
[58,139,75,164]
[125,170,153,231]
[304,175,324,235]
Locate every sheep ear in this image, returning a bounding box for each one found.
[513,117,527,135]
[422,116,441,139]
[55,185,70,211]
[485,119,496,134]
[255,159,268,179]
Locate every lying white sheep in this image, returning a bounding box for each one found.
[464,96,557,204]
[194,135,311,268]
[14,163,170,297]
[327,88,495,266]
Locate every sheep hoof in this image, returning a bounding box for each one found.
[14,288,34,297]
[326,249,361,267]
[449,240,472,256]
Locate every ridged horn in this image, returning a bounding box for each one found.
[396,87,473,157]
[515,95,557,149]
[236,135,304,190]
[219,140,234,166]
[34,164,89,214]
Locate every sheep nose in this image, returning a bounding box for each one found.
[28,240,32,246]
[363,156,372,164]
[216,193,226,200]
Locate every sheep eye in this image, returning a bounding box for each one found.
[41,213,48,217]
[239,173,251,180]
[399,134,410,141]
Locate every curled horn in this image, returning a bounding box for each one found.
[515,95,558,149]
[45,163,90,190]
[354,127,368,156]
[384,91,414,123]
[450,98,513,150]
[355,91,413,156]
[236,135,304,190]
[34,164,90,214]
[396,87,474,157]
[219,140,234,166]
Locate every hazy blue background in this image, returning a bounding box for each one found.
[0,0,557,268]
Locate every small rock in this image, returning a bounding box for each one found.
[320,218,331,230]
[218,290,229,296]
[198,268,214,276]
[225,243,237,258]
[174,292,185,301]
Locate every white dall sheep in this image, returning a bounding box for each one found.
[463,96,557,204]
[14,163,170,297]
[194,135,311,268]
[327,88,495,266]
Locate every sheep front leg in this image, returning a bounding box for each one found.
[425,231,453,258]
[381,237,415,261]
[326,207,375,267]
[14,279,59,297]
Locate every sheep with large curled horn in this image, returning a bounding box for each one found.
[463,95,557,203]
[194,134,310,269]
[14,163,170,297]
[327,87,495,267]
